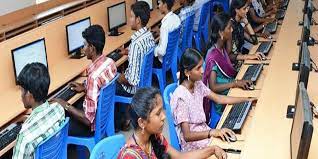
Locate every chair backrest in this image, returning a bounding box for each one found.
[35,117,70,159]
[163,83,180,151]
[90,134,126,159]
[95,74,119,142]
[162,27,181,71]
[199,1,210,29]
[180,13,195,54]
[138,47,154,87]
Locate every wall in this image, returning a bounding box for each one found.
[0,0,133,92]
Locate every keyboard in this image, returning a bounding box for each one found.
[0,123,22,150]
[108,50,123,61]
[52,85,77,101]
[276,9,286,19]
[256,41,273,55]
[221,101,252,132]
[242,64,264,82]
[264,20,278,33]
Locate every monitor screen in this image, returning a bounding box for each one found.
[11,38,48,84]
[298,42,311,88]
[137,0,153,10]
[290,82,313,159]
[107,2,127,31]
[66,17,91,54]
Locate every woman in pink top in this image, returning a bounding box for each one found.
[170,48,256,152]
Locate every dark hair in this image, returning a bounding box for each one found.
[179,48,203,84]
[82,25,105,54]
[161,0,174,10]
[212,2,224,13]
[131,1,151,27]
[187,0,195,5]
[230,0,248,17]
[17,62,50,103]
[209,13,231,46]
[130,87,168,159]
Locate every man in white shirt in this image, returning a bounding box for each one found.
[153,0,181,68]
[192,0,209,31]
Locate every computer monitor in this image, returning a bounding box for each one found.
[137,0,154,10]
[107,2,127,36]
[66,17,91,59]
[306,0,313,23]
[303,0,309,13]
[290,82,313,159]
[301,14,310,44]
[11,38,48,84]
[298,42,311,88]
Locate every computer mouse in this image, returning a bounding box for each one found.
[226,133,237,142]
[248,84,255,90]
[262,56,266,60]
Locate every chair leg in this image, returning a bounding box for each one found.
[171,60,178,83]
[154,71,165,94]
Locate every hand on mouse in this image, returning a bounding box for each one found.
[261,30,271,39]
[233,80,253,90]
[68,82,85,93]
[210,128,236,142]
[211,145,227,159]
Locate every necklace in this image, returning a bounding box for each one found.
[132,133,152,158]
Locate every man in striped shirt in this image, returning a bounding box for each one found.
[13,63,65,159]
[53,25,117,136]
[116,1,155,131]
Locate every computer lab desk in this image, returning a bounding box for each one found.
[209,0,318,158]
[0,3,182,156]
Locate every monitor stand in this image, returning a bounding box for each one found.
[70,50,85,59]
[109,27,124,36]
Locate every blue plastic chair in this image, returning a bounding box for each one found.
[193,1,210,52]
[178,13,195,61]
[115,47,155,104]
[163,83,180,151]
[67,74,119,157]
[153,27,181,94]
[208,101,221,129]
[35,117,70,159]
[89,134,125,159]
[215,0,229,11]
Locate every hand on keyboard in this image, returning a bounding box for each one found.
[246,52,265,61]
[210,128,236,143]
[261,30,271,39]
[234,80,253,90]
[69,82,85,93]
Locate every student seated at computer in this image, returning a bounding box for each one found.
[153,0,181,68]
[53,25,117,137]
[13,63,65,159]
[192,0,210,32]
[228,0,265,70]
[247,0,276,36]
[116,1,155,131]
[203,13,253,119]
[117,87,227,159]
[170,48,256,151]
[178,0,194,48]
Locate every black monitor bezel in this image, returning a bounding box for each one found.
[107,1,127,32]
[298,42,311,88]
[11,38,48,85]
[65,17,91,55]
[290,82,313,159]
